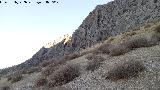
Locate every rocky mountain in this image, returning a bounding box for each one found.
[1,0,160,89]
[1,0,160,74]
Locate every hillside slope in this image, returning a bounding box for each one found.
[1,19,160,90]
[3,0,160,72]
[1,0,160,89]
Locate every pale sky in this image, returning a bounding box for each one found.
[0,0,113,69]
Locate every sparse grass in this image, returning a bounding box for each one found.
[86,54,105,71]
[7,74,23,83]
[105,60,145,81]
[1,86,10,90]
[47,63,81,87]
[35,77,47,87]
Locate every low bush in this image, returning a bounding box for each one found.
[154,24,160,33]
[7,75,23,83]
[92,42,131,56]
[92,43,111,54]
[86,55,105,71]
[105,60,145,81]
[47,64,81,87]
[108,43,130,56]
[22,67,40,74]
[86,54,105,61]
[127,31,160,49]
[41,63,60,76]
[1,86,10,90]
[86,60,101,71]
[40,60,52,67]
[63,52,81,61]
[35,77,47,87]
[41,57,74,77]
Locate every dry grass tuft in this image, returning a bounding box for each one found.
[63,53,81,61]
[7,74,23,83]
[105,60,145,81]
[40,60,53,67]
[127,31,160,49]
[154,24,160,33]
[92,43,111,54]
[22,67,40,74]
[47,64,81,87]
[41,63,60,76]
[35,77,47,87]
[108,43,130,56]
[86,54,105,71]
[1,86,10,90]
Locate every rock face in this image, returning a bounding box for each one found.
[72,0,160,50]
[2,0,160,71]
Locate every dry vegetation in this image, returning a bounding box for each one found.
[92,43,111,54]
[22,67,40,74]
[108,43,130,56]
[39,60,53,67]
[47,63,81,87]
[63,52,82,61]
[105,60,145,81]
[40,52,83,77]
[35,77,47,87]
[1,21,160,90]
[86,54,105,71]
[127,30,160,49]
[91,24,160,57]
[7,74,23,83]
[1,86,10,90]
[42,63,60,76]
[35,63,81,88]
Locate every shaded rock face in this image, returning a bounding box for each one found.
[9,0,160,69]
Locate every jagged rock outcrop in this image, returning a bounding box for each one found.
[2,0,160,72]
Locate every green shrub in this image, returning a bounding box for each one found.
[105,61,145,81]
[47,64,81,87]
